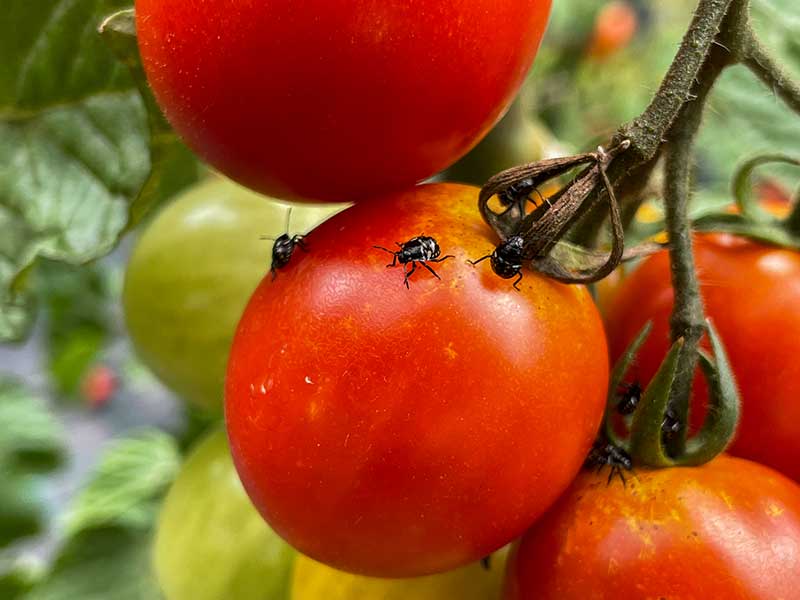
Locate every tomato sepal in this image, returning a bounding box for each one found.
[628,337,684,467]
[692,153,800,248]
[679,319,741,465]
[604,320,653,447]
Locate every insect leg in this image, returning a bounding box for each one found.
[469,255,491,266]
[403,262,417,288]
[513,271,524,291]
[429,255,455,263]
[420,262,442,280]
[373,246,399,268]
[294,235,309,251]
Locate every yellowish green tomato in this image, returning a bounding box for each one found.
[291,551,507,600]
[123,176,346,412]
[153,428,294,600]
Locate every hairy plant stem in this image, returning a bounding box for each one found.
[659,0,748,453]
[742,31,800,115]
[663,69,719,458]
[571,0,736,246]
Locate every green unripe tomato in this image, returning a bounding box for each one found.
[154,429,294,600]
[123,176,346,412]
[291,551,507,600]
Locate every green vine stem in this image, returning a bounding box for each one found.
[742,29,800,116]
[661,40,733,457]
[732,154,800,221]
[565,0,737,246]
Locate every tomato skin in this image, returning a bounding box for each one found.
[291,551,507,600]
[504,455,800,599]
[605,234,800,481]
[135,0,552,203]
[225,183,609,577]
[154,429,295,600]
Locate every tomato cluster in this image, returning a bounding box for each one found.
[605,233,800,481]
[127,1,800,598]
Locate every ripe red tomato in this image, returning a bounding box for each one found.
[605,233,800,481]
[587,1,638,60]
[225,183,609,577]
[135,1,552,203]
[504,455,800,599]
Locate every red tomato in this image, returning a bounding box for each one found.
[225,183,609,577]
[505,455,800,599]
[605,233,800,481]
[587,1,638,60]
[80,364,117,410]
[135,0,552,203]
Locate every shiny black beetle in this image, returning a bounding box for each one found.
[497,177,548,210]
[585,441,634,487]
[374,236,454,289]
[262,207,308,280]
[470,235,525,290]
[616,381,643,416]
[662,408,683,442]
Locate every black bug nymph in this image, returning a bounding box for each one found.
[585,441,634,487]
[497,177,548,210]
[262,207,308,280]
[662,408,683,442]
[616,381,643,416]
[374,236,454,289]
[470,235,525,290]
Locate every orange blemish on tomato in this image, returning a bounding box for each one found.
[767,503,785,518]
[444,342,458,360]
[720,491,735,510]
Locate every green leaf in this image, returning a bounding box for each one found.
[0,1,199,343]
[0,377,65,548]
[24,527,163,600]
[23,431,179,599]
[36,261,113,397]
[0,558,44,600]
[63,430,180,535]
[0,378,64,474]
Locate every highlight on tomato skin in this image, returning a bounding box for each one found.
[225,182,610,578]
[503,455,800,600]
[604,233,800,482]
[134,0,552,203]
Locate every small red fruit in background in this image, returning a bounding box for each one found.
[81,363,117,410]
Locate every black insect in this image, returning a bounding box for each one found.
[470,235,525,290]
[480,556,492,571]
[373,236,454,289]
[662,408,683,442]
[616,381,643,416]
[585,441,634,487]
[262,208,308,280]
[497,177,548,210]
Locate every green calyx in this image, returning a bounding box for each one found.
[602,319,740,468]
[693,154,800,247]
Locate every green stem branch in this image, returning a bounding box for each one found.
[568,0,736,245]
[742,30,800,116]
[662,43,731,457]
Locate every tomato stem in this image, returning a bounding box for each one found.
[742,29,800,117]
[661,38,734,457]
